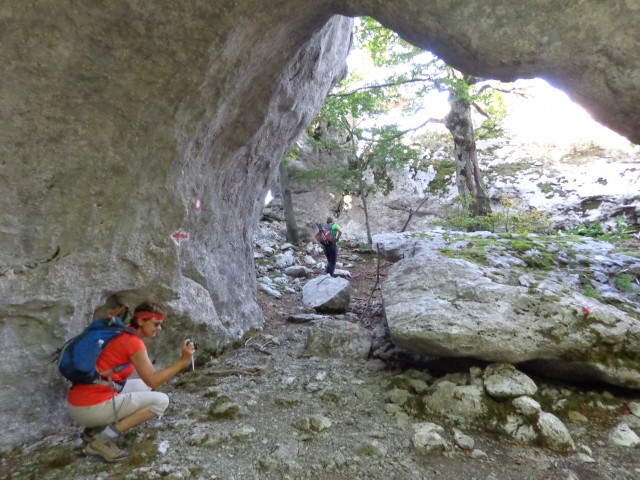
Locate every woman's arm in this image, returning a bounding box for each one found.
[130,340,195,389]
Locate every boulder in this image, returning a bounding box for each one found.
[483,364,538,399]
[302,275,352,313]
[304,319,372,360]
[377,233,640,389]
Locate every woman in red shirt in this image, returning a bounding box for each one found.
[67,302,195,462]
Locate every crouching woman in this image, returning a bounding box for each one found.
[66,302,195,462]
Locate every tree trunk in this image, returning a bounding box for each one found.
[361,187,373,245]
[278,160,300,244]
[444,96,491,217]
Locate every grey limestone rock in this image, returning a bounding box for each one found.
[302,275,352,313]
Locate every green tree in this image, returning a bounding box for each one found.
[331,19,513,216]
[296,18,514,242]
[308,81,425,243]
[442,71,492,216]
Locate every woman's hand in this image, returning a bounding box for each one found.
[181,339,196,361]
[131,339,197,388]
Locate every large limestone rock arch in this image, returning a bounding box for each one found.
[341,0,640,143]
[1,0,638,449]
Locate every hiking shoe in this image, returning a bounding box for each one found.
[81,427,102,442]
[85,436,129,462]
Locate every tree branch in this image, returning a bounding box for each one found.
[329,77,434,97]
[400,197,430,232]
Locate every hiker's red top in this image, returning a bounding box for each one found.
[67,334,146,406]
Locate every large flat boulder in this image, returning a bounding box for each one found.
[377,233,640,389]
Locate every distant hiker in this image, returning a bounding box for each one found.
[315,216,342,276]
[65,302,196,462]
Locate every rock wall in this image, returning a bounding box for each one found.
[1,0,639,449]
[0,1,352,449]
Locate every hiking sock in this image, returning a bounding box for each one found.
[99,425,120,439]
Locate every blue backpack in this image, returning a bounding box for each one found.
[56,308,135,385]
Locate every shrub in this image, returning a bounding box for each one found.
[439,196,551,234]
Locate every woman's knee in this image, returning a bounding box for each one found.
[146,392,169,416]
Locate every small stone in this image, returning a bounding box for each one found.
[512,396,542,416]
[356,439,387,457]
[484,364,538,399]
[295,414,332,433]
[470,449,488,459]
[453,428,475,450]
[566,410,589,423]
[231,426,256,440]
[387,388,411,407]
[412,423,449,453]
[574,452,596,463]
[537,412,575,452]
[209,396,240,419]
[608,423,640,447]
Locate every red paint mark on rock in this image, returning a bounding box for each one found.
[171,230,189,246]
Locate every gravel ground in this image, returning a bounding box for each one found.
[2,248,639,480]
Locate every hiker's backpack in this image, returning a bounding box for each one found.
[315,223,334,245]
[55,309,134,385]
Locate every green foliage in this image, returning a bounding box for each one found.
[565,219,607,238]
[488,160,534,178]
[439,196,551,234]
[475,90,507,140]
[563,217,633,242]
[537,181,555,195]
[492,197,552,234]
[301,17,513,217]
[582,287,600,299]
[612,274,636,293]
[427,159,456,195]
[355,17,421,67]
[439,233,554,270]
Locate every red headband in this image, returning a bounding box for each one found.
[135,311,165,322]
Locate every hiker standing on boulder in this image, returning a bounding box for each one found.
[315,216,342,277]
[66,301,196,462]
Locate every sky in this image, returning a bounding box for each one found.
[503,79,633,150]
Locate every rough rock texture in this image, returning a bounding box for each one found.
[375,232,640,389]
[2,0,640,450]
[302,275,352,313]
[0,1,352,450]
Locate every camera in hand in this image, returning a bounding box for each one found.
[189,339,199,350]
